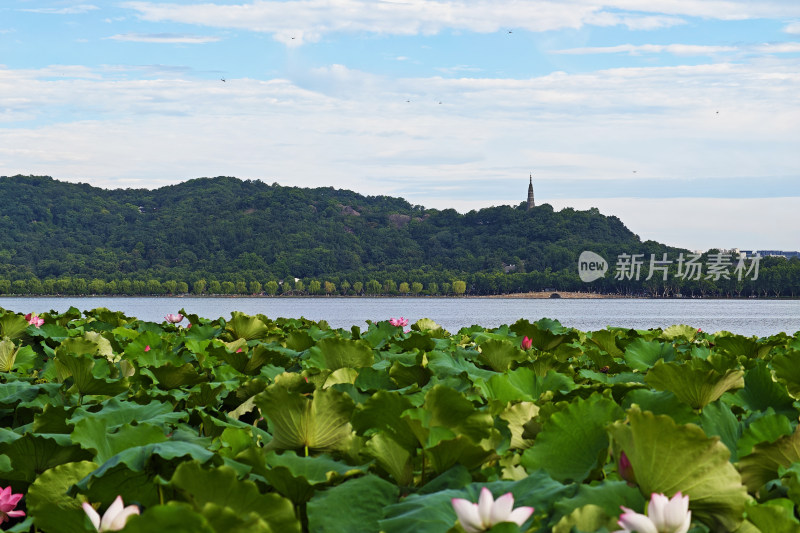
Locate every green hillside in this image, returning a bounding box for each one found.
[1,174,795,296]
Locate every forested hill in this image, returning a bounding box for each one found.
[0,174,678,294]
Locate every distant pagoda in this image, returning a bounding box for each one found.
[526,174,535,209]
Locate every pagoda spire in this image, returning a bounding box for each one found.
[526,173,535,209]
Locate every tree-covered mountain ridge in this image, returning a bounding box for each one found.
[1,174,682,295]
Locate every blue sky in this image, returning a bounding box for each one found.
[1,1,800,250]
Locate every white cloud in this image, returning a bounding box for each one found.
[555,42,800,56]
[754,42,800,53]
[545,197,800,250]
[1,53,798,248]
[116,0,706,44]
[20,4,99,15]
[785,21,800,34]
[554,43,738,55]
[107,33,221,44]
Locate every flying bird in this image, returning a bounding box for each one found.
[221,78,226,82]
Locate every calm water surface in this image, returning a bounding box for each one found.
[2,297,799,337]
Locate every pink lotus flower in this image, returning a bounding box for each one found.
[521,336,532,350]
[144,345,151,352]
[0,486,26,525]
[618,451,636,484]
[616,492,691,533]
[164,313,184,324]
[389,317,409,327]
[451,487,533,533]
[25,312,44,327]
[82,495,140,531]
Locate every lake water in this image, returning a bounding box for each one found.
[2,297,799,337]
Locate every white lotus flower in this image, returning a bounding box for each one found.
[616,492,691,533]
[451,487,534,533]
[82,496,140,531]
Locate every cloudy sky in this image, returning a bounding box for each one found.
[1,1,799,251]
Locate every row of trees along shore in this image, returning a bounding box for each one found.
[0,255,798,297]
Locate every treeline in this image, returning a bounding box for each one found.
[1,254,798,297]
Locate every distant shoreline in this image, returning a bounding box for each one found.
[6,292,794,299]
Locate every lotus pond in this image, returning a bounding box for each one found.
[2,306,800,532]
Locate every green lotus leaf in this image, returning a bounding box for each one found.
[411,318,448,338]
[254,380,355,452]
[237,449,369,503]
[69,397,187,430]
[145,362,208,390]
[389,356,430,388]
[33,403,74,434]
[365,431,414,485]
[114,502,216,533]
[323,367,359,388]
[0,381,42,407]
[661,324,701,342]
[714,334,764,359]
[71,418,168,463]
[26,461,98,533]
[623,338,675,371]
[426,431,501,474]
[738,424,800,493]
[170,461,300,533]
[579,369,646,386]
[57,331,114,360]
[77,440,215,488]
[521,393,624,483]
[622,389,698,425]
[587,330,624,358]
[509,318,577,352]
[0,312,30,340]
[731,361,794,414]
[645,359,744,409]
[74,462,159,508]
[744,500,800,533]
[123,331,183,367]
[0,433,92,483]
[552,504,617,533]
[477,339,526,372]
[698,401,742,460]
[397,331,437,353]
[608,406,750,531]
[225,312,272,341]
[499,401,539,450]
[307,474,399,533]
[36,322,70,342]
[402,385,494,448]
[477,368,575,403]
[211,340,277,375]
[304,337,375,371]
[737,411,793,458]
[352,390,417,449]
[553,480,645,525]
[426,349,496,383]
[53,352,130,397]
[379,487,462,533]
[769,350,800,399]
[0,337,19,372]
[779,464,800,506]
